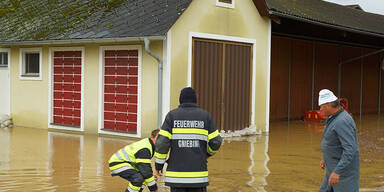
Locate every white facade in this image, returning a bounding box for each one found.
[0,48,10,116]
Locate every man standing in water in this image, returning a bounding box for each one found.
[154,87,222,192]
[318,89,360,192]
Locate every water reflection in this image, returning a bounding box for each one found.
[48,132,82,191]
[207,135,270,192]
[0,128,10,170]
[96,136,134,191]
[0,115,383,191]
[4,127,53,191]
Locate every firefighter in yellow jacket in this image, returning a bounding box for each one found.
[109,129,159,192]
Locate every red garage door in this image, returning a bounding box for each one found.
[53,51,82,127]
[103,50,138,133]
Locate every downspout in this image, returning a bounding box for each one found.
[144,37,163,129]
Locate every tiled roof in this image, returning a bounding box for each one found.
[265,0,384,37]
[0,0,192,43]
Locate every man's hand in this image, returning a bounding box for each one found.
[328,172,340,186]
[320,160,325,170]
[155,170,163,177]
[154,170,163,181]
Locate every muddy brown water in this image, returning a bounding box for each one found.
[0,116,383,191]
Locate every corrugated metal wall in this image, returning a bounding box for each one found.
[341,46,361,114]
[313,42,339,107]
[270,37,290,121]
[270,36,383,121]
[362,48,380,114]
[193,38,252,131]
[381,53,384,112]
[290,40,313,119]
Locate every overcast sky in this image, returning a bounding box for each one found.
[323,0,384,15]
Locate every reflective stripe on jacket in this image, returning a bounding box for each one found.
[109,138,153,167]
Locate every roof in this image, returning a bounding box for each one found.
[260,0,384,38]
[0,0,192,43]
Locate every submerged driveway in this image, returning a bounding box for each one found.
[0,115,383,191]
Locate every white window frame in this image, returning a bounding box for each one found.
[188,32,256,126]
[19,48,42,80]
[98,45,142,138]
[48,47,85,132]
[216,0,235,9]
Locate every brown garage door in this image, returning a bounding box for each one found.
[192,38,252,131]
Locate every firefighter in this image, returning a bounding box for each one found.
[155,87,223,192]
[108,129,159,192]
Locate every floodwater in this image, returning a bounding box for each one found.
[0,115,383,192]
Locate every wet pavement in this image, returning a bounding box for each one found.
[0,115,383,191]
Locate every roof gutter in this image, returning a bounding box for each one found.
[269,10,384,39]
[0,36,165,46]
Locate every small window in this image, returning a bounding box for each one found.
[216,0,235,8]
[0,52,8,67]
[20,48,42,80]
[25,53,40,74]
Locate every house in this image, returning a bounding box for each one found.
[0,0,270,137]
[1,0,383,138]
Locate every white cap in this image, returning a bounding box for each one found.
[318,89,338,106]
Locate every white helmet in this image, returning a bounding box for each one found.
[318,89,338,106]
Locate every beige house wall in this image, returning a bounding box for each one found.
[10,46,50,129]
[8,41,163,138]
[168,0,271,131]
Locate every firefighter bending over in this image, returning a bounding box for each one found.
[109,129,159,192]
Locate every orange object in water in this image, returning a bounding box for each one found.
[304,110,326,122]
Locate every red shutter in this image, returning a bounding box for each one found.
[53,51,82,127]
[103,50,138,133]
